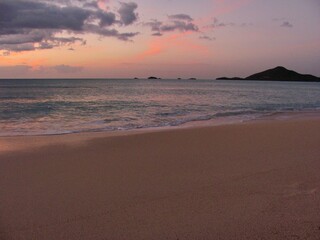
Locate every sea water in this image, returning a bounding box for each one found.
[1,79,320,136]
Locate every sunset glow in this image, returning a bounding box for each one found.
[0,0,319,79]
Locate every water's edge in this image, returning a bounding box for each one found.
[2,109,319,137]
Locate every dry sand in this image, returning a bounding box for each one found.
[0,117,320,239]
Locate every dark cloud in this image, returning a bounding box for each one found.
[281,21,293,28]
[118,2,138,26]
[209,18,235,28]
[84,24,139,41]
[0,28,86,52]
[160,21,198,32]
[273,18,293,28]
[0,0,140,53]
[0,1,90,31]
[0,30,49,45]
[168,14,193,22]
[83,1,99,9]
[1,43,36,52]
[144,14,198,36]
[95,11,117,27]
[144,19,162,32]
[51,36,86,45]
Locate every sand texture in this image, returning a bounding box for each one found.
[0,118,320,239]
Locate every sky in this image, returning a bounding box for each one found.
[0,0,319,79]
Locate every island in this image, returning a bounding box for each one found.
[148,76,159,79]
[216,77,243,80]
[216,66,320,82]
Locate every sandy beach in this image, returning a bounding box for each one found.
[0,117,320,240]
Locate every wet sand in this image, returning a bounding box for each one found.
[0,117,320,239]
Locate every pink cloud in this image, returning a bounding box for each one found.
[98,0,111,11]
[134,32,209,62]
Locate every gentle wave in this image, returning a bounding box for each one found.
[1,79,320,136]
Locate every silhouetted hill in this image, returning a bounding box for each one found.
[217,66,320,82]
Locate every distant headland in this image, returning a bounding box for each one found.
[217,66,320,82]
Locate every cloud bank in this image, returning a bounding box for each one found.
[0,0,139,53]
[144,14,199,36]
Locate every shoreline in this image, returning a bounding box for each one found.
[1,114,320,239]
[1,110,320,154]
[1,109,320,139]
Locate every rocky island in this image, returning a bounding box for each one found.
[217,66,320,82]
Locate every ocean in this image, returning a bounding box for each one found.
[1,79,320,136]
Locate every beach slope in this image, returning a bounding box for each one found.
[0,118,320,239]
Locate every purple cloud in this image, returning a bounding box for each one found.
[281,21,293,28]
[0,0,140,53]
[144,14,198,36]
